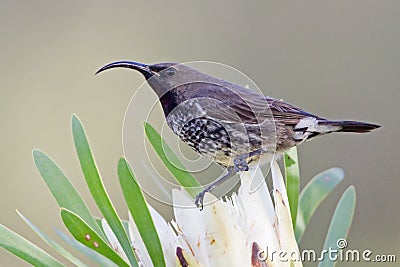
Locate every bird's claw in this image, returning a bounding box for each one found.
[194,191,206,210]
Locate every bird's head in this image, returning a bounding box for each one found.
[96,61,212,97]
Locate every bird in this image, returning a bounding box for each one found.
[96,61,380,209]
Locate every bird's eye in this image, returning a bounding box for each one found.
[165,68,176,76]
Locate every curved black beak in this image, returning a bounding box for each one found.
[95,61,154,79]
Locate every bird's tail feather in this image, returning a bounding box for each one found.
[319,120,381,133]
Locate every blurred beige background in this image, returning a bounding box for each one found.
[1,1,399,266]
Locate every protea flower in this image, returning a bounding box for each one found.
[103,161,302,267]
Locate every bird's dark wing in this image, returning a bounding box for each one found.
[265,97,321,125]
[177,82,321,125]
[202,92,320,125]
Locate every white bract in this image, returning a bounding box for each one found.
[103,161,302,267]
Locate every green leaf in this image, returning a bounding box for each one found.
[32,149,105,240]
[318,186,356,267]
[71,114,138,267]
[295,168,344,242]
[17,210,87,267]
[61,208,129,267]
[0,224,64,267]
[56,229,118,267]
[284,147,300,229]
[144,122,201,198]
[118,158,166,267]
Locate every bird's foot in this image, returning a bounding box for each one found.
[233,154,250,172]
[194,166,237,210]
[194,191,207,210]
[233,149,264,172]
